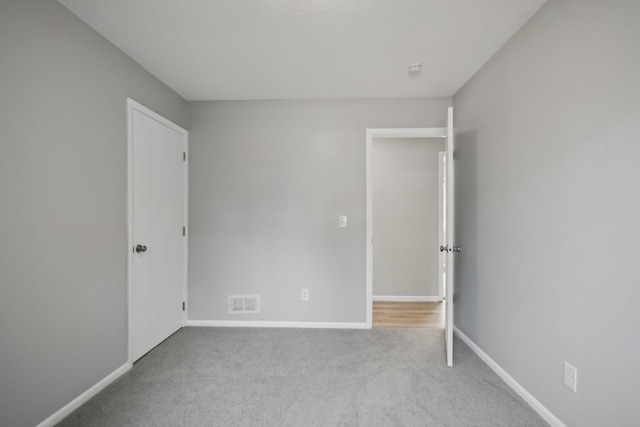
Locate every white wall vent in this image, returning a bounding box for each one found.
[228,295,260,314]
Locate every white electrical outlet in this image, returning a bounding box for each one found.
[301,289,309,301]
[338,216,347,228]
[564,362,577,392]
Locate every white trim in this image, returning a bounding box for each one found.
[126,98,189,364]
[454,327,567,427]
[182,117,189,325]
[372,295,442,302]
[437,151,445,301]
[36,363,132,427]
[187,320,368,329]
[366,127,447,138]
[126,99,134,365]
[366,127,447,329]
[366,130,373,328]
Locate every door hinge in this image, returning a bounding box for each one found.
[183,226,186,236]
[182,301,186,311]
[183,152,186,162]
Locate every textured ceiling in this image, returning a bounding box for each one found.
[58,0,547,101]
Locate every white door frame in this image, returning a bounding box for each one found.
[438,151,446,302]
[126,98,189,364]
[365,127,446,328]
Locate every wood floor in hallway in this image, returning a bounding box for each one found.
[373,301,444,329]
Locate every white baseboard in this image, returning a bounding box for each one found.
[36,362,132,427]
[453,327,566,427]
[373,295,442,302]
[187,320,369,329]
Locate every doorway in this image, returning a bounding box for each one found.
[366,124,455,365]
[365,127,447,328]
[127,99,188,363]
[370,136,445,328]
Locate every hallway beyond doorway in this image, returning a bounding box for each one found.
[373,301,444,329]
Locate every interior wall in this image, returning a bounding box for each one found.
[372,138,444,298]
[0,1,187,426]
[452,0,640,426]
[188,98,451,323]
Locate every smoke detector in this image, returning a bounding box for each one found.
[409,63,422,73]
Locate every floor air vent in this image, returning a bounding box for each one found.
[228,295,260,314]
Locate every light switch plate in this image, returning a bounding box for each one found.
[564,362,577,392]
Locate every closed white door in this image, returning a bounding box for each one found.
[128,99,187,363]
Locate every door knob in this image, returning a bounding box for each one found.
[440,245,449,253]
[135,244,147,253]
[452,246,461,253]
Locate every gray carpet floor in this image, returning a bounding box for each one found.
[58,327,549,427]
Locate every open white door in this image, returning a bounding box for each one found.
[445,107,455,367]
[438,151,446,302]
[128,99,188,363]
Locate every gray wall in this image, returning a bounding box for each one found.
[188,98,451,322]
[0,1,187,426]
[373,138,444,297]
[453,0,640,425]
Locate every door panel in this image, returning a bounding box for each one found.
[130,103,186,362]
